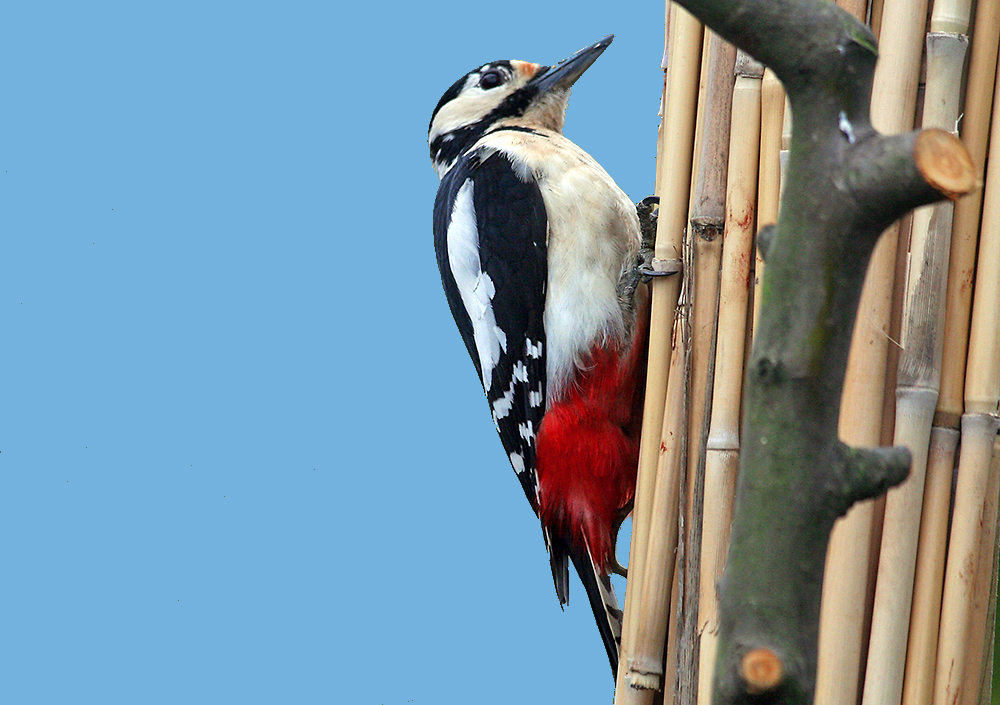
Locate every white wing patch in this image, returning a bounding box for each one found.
[447,180,509,392]
[491,383,515,422]
[529,386,543,408]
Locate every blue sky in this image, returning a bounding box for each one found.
[2,2,664,702]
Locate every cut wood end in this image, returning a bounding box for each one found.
[627,670,662,691]
[914,129,977,200]
[741,648,784,694]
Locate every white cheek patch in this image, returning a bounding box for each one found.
[447,180,508,392]
[430,81,511,142]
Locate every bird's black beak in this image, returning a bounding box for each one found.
[531,35,614,94]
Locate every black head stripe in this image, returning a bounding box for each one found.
[428,61,516,135]
[429,76,543,170]
[429,73,471,135]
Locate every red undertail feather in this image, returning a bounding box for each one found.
[535,319,648,574]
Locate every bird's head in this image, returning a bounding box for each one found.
[428,35,613,177]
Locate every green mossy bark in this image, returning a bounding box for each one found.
[663,1,966,705]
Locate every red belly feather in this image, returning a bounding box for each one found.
[534,306,649,572]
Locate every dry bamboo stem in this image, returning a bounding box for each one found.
[871,0,886,36]
[936,0,1000,429]
[961,434,1000,705]
[661,550,684,705]
[855,0,934,704]
[673,30,738,705]
[900,426,959,705]
[696,51,762,705]
[628,301,688,693]
[816,499,880,705]
[893,4,974,704]
[838,0,869,21]
[934,416,1000,705]
[933,49,1000,704]
[617,4,701,700]
[812,10,884,705]
[687,31,737,502]
[751,68,784,338]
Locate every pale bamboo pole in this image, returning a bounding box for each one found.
[812,6,881,705]
[660,550,684,705]
[628,297,688,693]
[616,4,701,701]
[932,47,1000,703]
[891,4,975,705]
[961,434,1000,705]
[933,418,1000,703]
[871,0,886,36]
[900,425,959,705]
[927,11,1000,702]
[936,0,1000,431]
[838,0,869,22]
[854,0,934,704]
[685,30,737,545]
[670,30,737,705]
[695,50,762,705]
[751,68,783,338]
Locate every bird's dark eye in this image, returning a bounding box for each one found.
[479,70,504,90]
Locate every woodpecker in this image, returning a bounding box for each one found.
[428,35,650,676]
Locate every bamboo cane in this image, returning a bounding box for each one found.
[838,0,869,22]
[631,28,737,705]
[616,4,701,700]
[900,426,959,705]
[751,68,783,338]
[660,549,684,705]
[933,47,1000,703]
[871,0,886,36]
[936,0,1000,430]
[695,50,762,705]
[892,3,975,704]
[628,296,688,693]
[687,31,737,502]
[853,1,934,704]
[672,30,738,705]
[961,434,1000,705]
[934,416,1000,705]
[812,9,881,704]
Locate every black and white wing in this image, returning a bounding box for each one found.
[433,147,548,511]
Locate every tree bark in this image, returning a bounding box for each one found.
[663,2,976,705]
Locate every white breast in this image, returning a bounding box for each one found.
[475,128,641,401]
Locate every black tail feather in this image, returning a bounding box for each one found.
[547,532,622,677]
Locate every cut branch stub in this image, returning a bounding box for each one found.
[741,648,785,695]
[666,2,976,705]
[914,128,977,199]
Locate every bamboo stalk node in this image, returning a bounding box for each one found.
[691,215,725,241]
[646,257,684,275]
[913,128,976,199]
[735,50,764,78]
[741,647,784,694]
[932,410,962,429]
[627,655,664,691]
